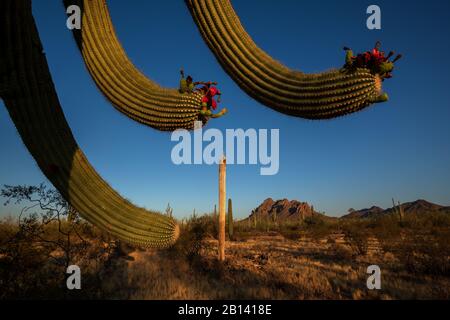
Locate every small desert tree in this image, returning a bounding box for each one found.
[0,183,88,270]
[0,184,93,298]
[0,183,121,299]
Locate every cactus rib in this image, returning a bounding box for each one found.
[185,0,386,119]
[0,0,179,248]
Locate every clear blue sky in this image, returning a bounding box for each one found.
[1,0,450,218]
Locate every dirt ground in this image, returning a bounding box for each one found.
[123,234,450,300]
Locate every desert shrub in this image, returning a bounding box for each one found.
[167,214,209,262]
[396,229,450,277]
[234,215,339,240]
[328,243,354,261]
[0,184,128,299]
[340,221,369,256]
[408,211,450,229]
[303,215,337,239]
[0,216,129,299]
[303,215,323,227]
[279,229,301,240]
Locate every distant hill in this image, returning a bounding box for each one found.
[246,198,316,222]
[341,199,450,219]
[342,206,385,219]
[245,198,450,222]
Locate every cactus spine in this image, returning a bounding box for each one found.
[228,198,233,239]
[186,0,386,119]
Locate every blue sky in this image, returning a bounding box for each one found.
[1,0,450,219]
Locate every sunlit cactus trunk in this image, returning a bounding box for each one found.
[228,198,233,240]
[218,157,226,261]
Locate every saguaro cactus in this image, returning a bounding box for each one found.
[165,203,173,218]
[392,198,405,222]
[228,198,233,240]
[186,0,391,118]
[63,0,223,131]
[1,0,400,250]
[218,157,226,261]
[0,0,179,248]
[65,0,392,129]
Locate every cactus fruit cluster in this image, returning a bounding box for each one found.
[185,0,390,119]
[0,0,179,248]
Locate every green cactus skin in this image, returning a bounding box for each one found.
[64,0,212,131]
[185,0,387,119]
[0,0,179,248]
[228,198,233,239]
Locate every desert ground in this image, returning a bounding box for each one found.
[1,219,449,300]
[1,187,449,300]
[121,233,450,300]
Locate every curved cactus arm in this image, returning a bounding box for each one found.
[185,0,387,119]
[0,0,179,248]
[63,0,216,131]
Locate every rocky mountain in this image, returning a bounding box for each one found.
[246,198,450,221]
[341,199,450,219]
[247,198,316,221]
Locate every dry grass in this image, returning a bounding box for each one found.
[1,211,449,300]
[121,233,449,300]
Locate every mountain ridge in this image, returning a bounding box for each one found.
[341,199,450,219]
[245,198,450,221]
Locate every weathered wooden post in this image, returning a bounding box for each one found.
[218,156,226,261]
